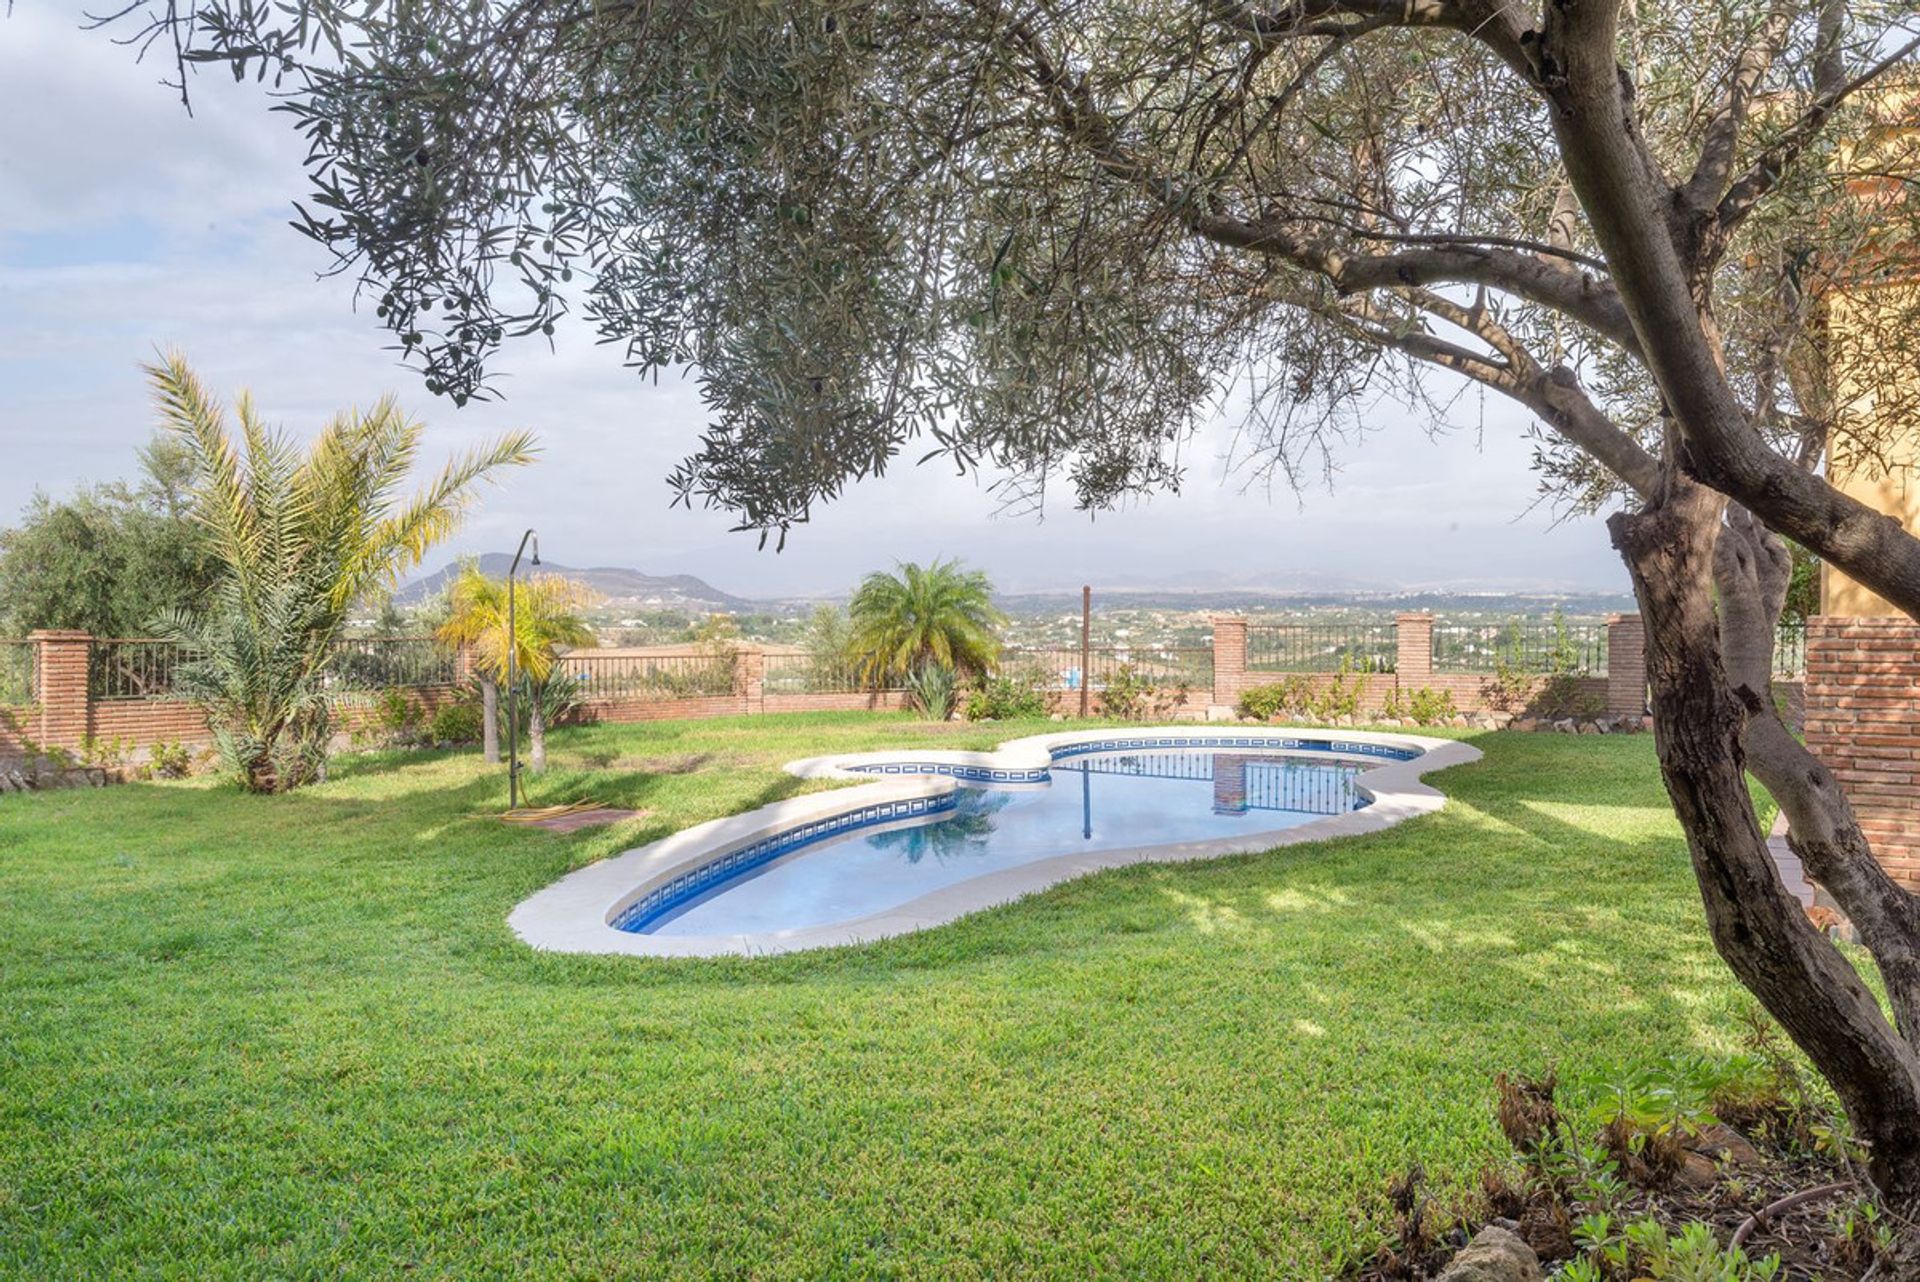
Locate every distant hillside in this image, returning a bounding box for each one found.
[994,588,1640,616]
[398,555,766,614]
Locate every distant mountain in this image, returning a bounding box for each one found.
[398,555,767,614]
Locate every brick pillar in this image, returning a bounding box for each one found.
[1394,613,1432,685]
[1210,616,1246,709]
[30,630,91,750]
[1804,616,1920,889]
[1605,614,1648,717]
[735,646,765,714]
[1210,753,1248,815]
[454,642,475,684]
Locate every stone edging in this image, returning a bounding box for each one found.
[507,726,1483,958]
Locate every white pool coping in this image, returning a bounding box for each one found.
[507,726,1481,958]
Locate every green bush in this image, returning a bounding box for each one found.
[365,687,425,747]
[429,701,485,745]
[1096,664,1189,721]
[965,667,1053,721]
[146,740,193,779]
[1236,659,1369,722]
[1382,686,1459,725]
[1237,676,1313,721]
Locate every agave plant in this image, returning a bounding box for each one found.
[903,661,959,721]
[149,355,535,792]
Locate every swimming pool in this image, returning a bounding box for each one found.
[508,727,1480,957]
[625,748,1370,936]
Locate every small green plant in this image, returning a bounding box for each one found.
[965,666,1052,721]
[78,734,133,770]
[1237,676,1313,721]
[1383,685,1459,725]
[1308,657,1368,721]
[365,687,425,748]
[145,740,193,779]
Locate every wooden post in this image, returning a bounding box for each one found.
[1079,585,1091,719]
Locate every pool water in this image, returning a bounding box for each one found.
[632,748,1368,937]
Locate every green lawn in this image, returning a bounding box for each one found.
[1,714,1761,1278]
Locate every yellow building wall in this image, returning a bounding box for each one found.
[1820,96,1920,617]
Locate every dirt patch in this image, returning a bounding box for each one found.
[521,808,654,833]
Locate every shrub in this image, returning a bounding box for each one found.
[429,701,485,745]
[965,666,1052,721]
[365,686,425,747]
[1382,686,1459,725]
[146,740,193,779]
[1236,660,1368,722]
[1238,676,1313,721]
[1097,664,1189,721]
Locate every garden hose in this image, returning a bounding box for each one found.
[500,800,605,824]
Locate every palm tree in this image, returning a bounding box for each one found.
[847,559,1004,687]
[435,564,508,762]
[148,355,536,792]
[437,568,594,773]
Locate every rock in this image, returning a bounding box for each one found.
[1671,1150,1720,1188]
[1436,1225,1543,1282]
[1688,1123,1761,1167]
[1577,722,1599,734]
[1553,718,1577,734]
[1514,718,1538,733]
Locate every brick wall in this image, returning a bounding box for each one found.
[0,631,929,765]
[1804,616,1920,888]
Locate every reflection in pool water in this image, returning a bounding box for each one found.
[630,749,1366,937]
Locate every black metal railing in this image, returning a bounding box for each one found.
[560,652,737,701]
[999,646,1212,692]
[761,651,882,695]
[1773,620,1807,679]
[88,640,197,700]
[1245,623,1397,673]
[326,638,459,692]
[1432,620,1607,676]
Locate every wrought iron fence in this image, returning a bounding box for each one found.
[1773,620,1807,679]
[89,639,196,700]
[0,640,34,706]
[1432,619,1608,676]
[1245,622,1397,673]
[999,645,1212,693]
[761,650,881,695]
[326,638,458,692]
[560,651,738,701]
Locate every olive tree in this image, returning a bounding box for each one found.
[105,0,1920,1219]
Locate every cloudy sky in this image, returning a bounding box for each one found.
[0,5,1631,600]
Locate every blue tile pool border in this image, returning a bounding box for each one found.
[610,791,961,934]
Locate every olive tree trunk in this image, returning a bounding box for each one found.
[1611,482,1920,1209]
